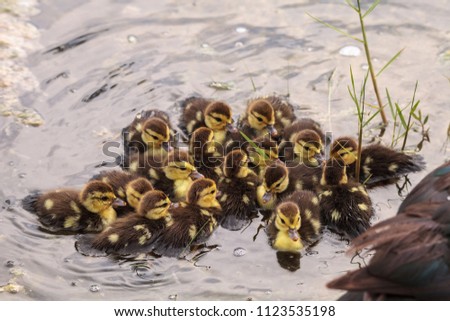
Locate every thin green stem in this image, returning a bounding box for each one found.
[401,81,419,150]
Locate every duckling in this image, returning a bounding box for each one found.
[122,110,173,165]
[245,135,279,177]
[282,118,325,144]
[189,127,223,182]
[22,181,125,233]
[217,150,260,230]
[266,190,321,252]
[256,160,322,210]
[279,129,324,166]
[238,95,296,141]
[127,149,203,202]
[179,96,236,146]
[153,178,222,257]
[90,170,153,216]
[330,136,425,187]
[319,158,374,239]
[327,161,450,300]
[83,190,172,255]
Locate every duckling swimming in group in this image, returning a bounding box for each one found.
[238,95,296,141]
[279,129,324,166]
[218,150,260,230]
[319,158,374,239]
[282,118,326,145]
[328,161,450,300]
[90,170,153,216]
[257,160,322,210]
[122,110,174,166]
[153,178,222,258]
[81,190,172,255]
[22,181,125,233]
[266,190,321,252]
[179,96,236,146]
[330,136,425,188]
[127,150,203,202]
[189,127,223,182]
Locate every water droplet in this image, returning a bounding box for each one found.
[447,196,450,201]
[361,64,369,70]
[235,42,244,48]
[8,161,14,166]
[70,89,77,93]
[62,72,69,78]
[127,35,138,43]
[339,45,361,57]
[236,27,247,33]
[18,173,26,179]
[201,43,209,48]
[168,294,177,300]
[233,247,247,257]
[228,67,236,72]
[5,260,15,268]
[307,47,313,52]
[89,284,100,293]
[265,290,272,295]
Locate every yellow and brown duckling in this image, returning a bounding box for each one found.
[122,109,174,166]
[189,127,223,182]
[217,150,260,230]
[153,178,222,258]
[179,96,236,146]
[282,118,325,145]
[266,190,321,252]
[128,149,203,202]
[238,95,296,140]
[90,170,153,216]
[257,160,322,210]
[279,129,324,166]
[330,136,425,188]
[22,181,125,233]
[328,161,450,300]
[82,190,172,255]
[319,158,374,239]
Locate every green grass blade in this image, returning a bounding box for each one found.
[376,48,405,77]
[345,0,358,12]
[396,103,407,129]
[362,0,381,19]
[306,12,364,43]
[244,63,257,92]
[239,131,269,160]
[363,109,381,127]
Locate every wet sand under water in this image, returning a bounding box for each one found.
[0,0,449,300]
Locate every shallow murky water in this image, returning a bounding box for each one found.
[1,0,449,300]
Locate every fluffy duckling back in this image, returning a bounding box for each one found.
[330,136,425,188]
[238,98,278,139]
[179,96,235,146]
[327,161,450,300]
[83,190,172,255]
[22,181,125,233]
[218,150,260,230]
[90,170,153,215]
[189,127,223,182]
[154,178,222,257]
[319,158,374,239]
[266,190,321,252]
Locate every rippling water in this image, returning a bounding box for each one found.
[1,0,449,300]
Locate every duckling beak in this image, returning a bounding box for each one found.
[262,191,273,203]
[216,190,222,198]
[226,123,238,133]
[288,228,300,242]
[112,198,127,208]
[266,125,278,137]
[162,141,173,152]
[314,153,324,164]
[189,170,204,180]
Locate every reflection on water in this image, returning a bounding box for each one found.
[1,0,449,300]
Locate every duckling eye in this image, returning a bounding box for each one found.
[210,190,215,194]
[256,117,263,122]
[275,183,281,188]
[213,117,222,122]
[280,218,286,225]
[179,167,187,171]
[151,135,158,140]
[304,146,310,151]
[101,196,109,201]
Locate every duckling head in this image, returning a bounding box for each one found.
[125,177,154,210]
[189,127,216,156]
[223,150,250,178]
[248,135,279,167]
[141,118,171,152]
[187,178,221,209]
[292,129,323,166]
[138,190,171,220]
[258,161,289,204]
[80,181,125,214]
[275,201,301,243]
[330,136,358,165]
[163,150,203,180]
[320,158,348,186]
[247,99,277,135]
[204,101,235,132]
